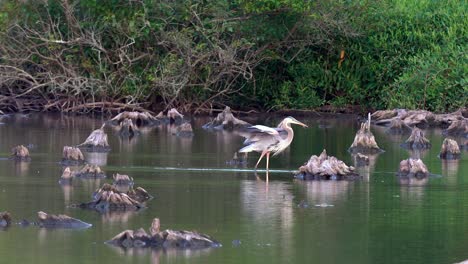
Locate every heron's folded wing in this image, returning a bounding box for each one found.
[249,125,280,135]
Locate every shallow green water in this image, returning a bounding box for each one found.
[0,113,466,264]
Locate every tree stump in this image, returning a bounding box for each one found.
[443,119,468,138]
[59,167,73,184]
[348,114,383,154]
[78,124,110,152]
[167,108,184,124]
[352,153,370,167]
[10,145,31,161]
[119,118,139,138]
[37,211,92,229]
[108,111,160,127]
[174,122,194,137]
[0,212,12,228]
[106,218,221,249]
[113,173,134,185]
[61,146,85,165]
[372,108,467,128]
[397,158,429,178]
[401,127,431,149]
[202,106,251,130]
[295,149,359,180]
[386,118,412,134]
[74,164,106,179]
[439,138,461,160]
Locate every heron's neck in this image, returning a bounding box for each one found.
[282,123,294,144]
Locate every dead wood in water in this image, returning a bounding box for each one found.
[295,149,359,180]
[401,128,431,149]
[372,108,467,128]
[0,212,12,228]
[109,111,160,127]
[61,146,85,165]
[202,106,251,130]
[113,174,134,185]
[348,114,383,154]
[37,211,92,229]
[78,124,110,152]
[397,158,429,178]
[10,145,31,161]
[106,218,221,249]
[386,118,412,134]
[74,164,106,179]
[174,122,194,137]
[439,138,461,160]
[352,153,370,167]
[167,108,184,123]
[443,119,468,138]
[119,118,139,138]
[59,167,73,184]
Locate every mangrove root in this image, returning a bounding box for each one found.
[61,146,85,165]
[109,111,161,127]
[202,106,251,130]
[0,212,12,228]
[348,114,383,154]
[78,124,110,152]
[10,145,31,161]
[397,158,429,178]
[439,138,461,160]
[119,118,139,138]
[295,149,360,180]
[401,127,431,149]
[37,211,92,229]
[106,218,221,249]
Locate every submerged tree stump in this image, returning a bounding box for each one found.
[37,211,92,229]
[202,106,251,130]
[397,158,429,178]
[372,108,467,128]
[439,138,461,160]
[10,145,31,161]
[109,111,160,127]
[349,114,383,154]
[119,118,139,138]
[443,119,468,138]
[79,183,151,212]
[113,174,134,185]
[78,124,110,152]
[386,118,412,134]
[75,164,106,179]
[295,150,359,180]
[61,146,85,165]
[59,167,73,184]
[167,108,184,123]
[0,212,12,228]
[401,127,431,149]
[106,218,221,249]
[174,122,194,137]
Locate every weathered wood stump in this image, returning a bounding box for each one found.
[295,150,359,180]
[78,124,110,152]
[202,106,251,130]
[75,164,106,179]
[10,145,31,161]
[37,211,92,229]
[174,122,194,137]
[0,212,12,228]
[59,167,73,184]
[119,118,139,138]
[439,138,461,160]
[108,111,160,127]
[106,218,221,249]
[372,108,467,128]
[80,183,151,212]
[348,114,383,154]
[401,127,431,149]
[386,118,412,134]
[61,146,85,165]
[167,108,184,124]
[397,158,429,178]
[113,174,134,185]
[352,153,370,167]
[443,119,468,138]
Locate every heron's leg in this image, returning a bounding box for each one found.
[266,152,270,182]
[254,150,267,170]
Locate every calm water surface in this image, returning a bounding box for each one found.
[0,113,467,264]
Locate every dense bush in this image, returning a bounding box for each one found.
[0,0,465,113]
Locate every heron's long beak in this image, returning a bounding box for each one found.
[293,120,308,128]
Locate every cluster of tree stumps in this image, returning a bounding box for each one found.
[295,150,360,180]
[0,211,91,229]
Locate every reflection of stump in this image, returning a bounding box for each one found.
[11,145,31,161]
[174,123,194,137]
[226,152,248,166]
[349,114,383,154]
[0,212,12,228]
[439,138,461,160]
[61,146,85,165]
[352,153,369,167]
[386,118,412,134]
[106,218,221,249]
[78,124,110,152]
[397,158,429,178]
[401,127,431,149]
[295,149,359,180]
[202,106,251,130]
[59,167,73,184]
[119,118,139,138]
[75,164,106,179]
[37,211,92,229]
[443,119,468,138]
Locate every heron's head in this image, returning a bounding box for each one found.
[281,116,308,128]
